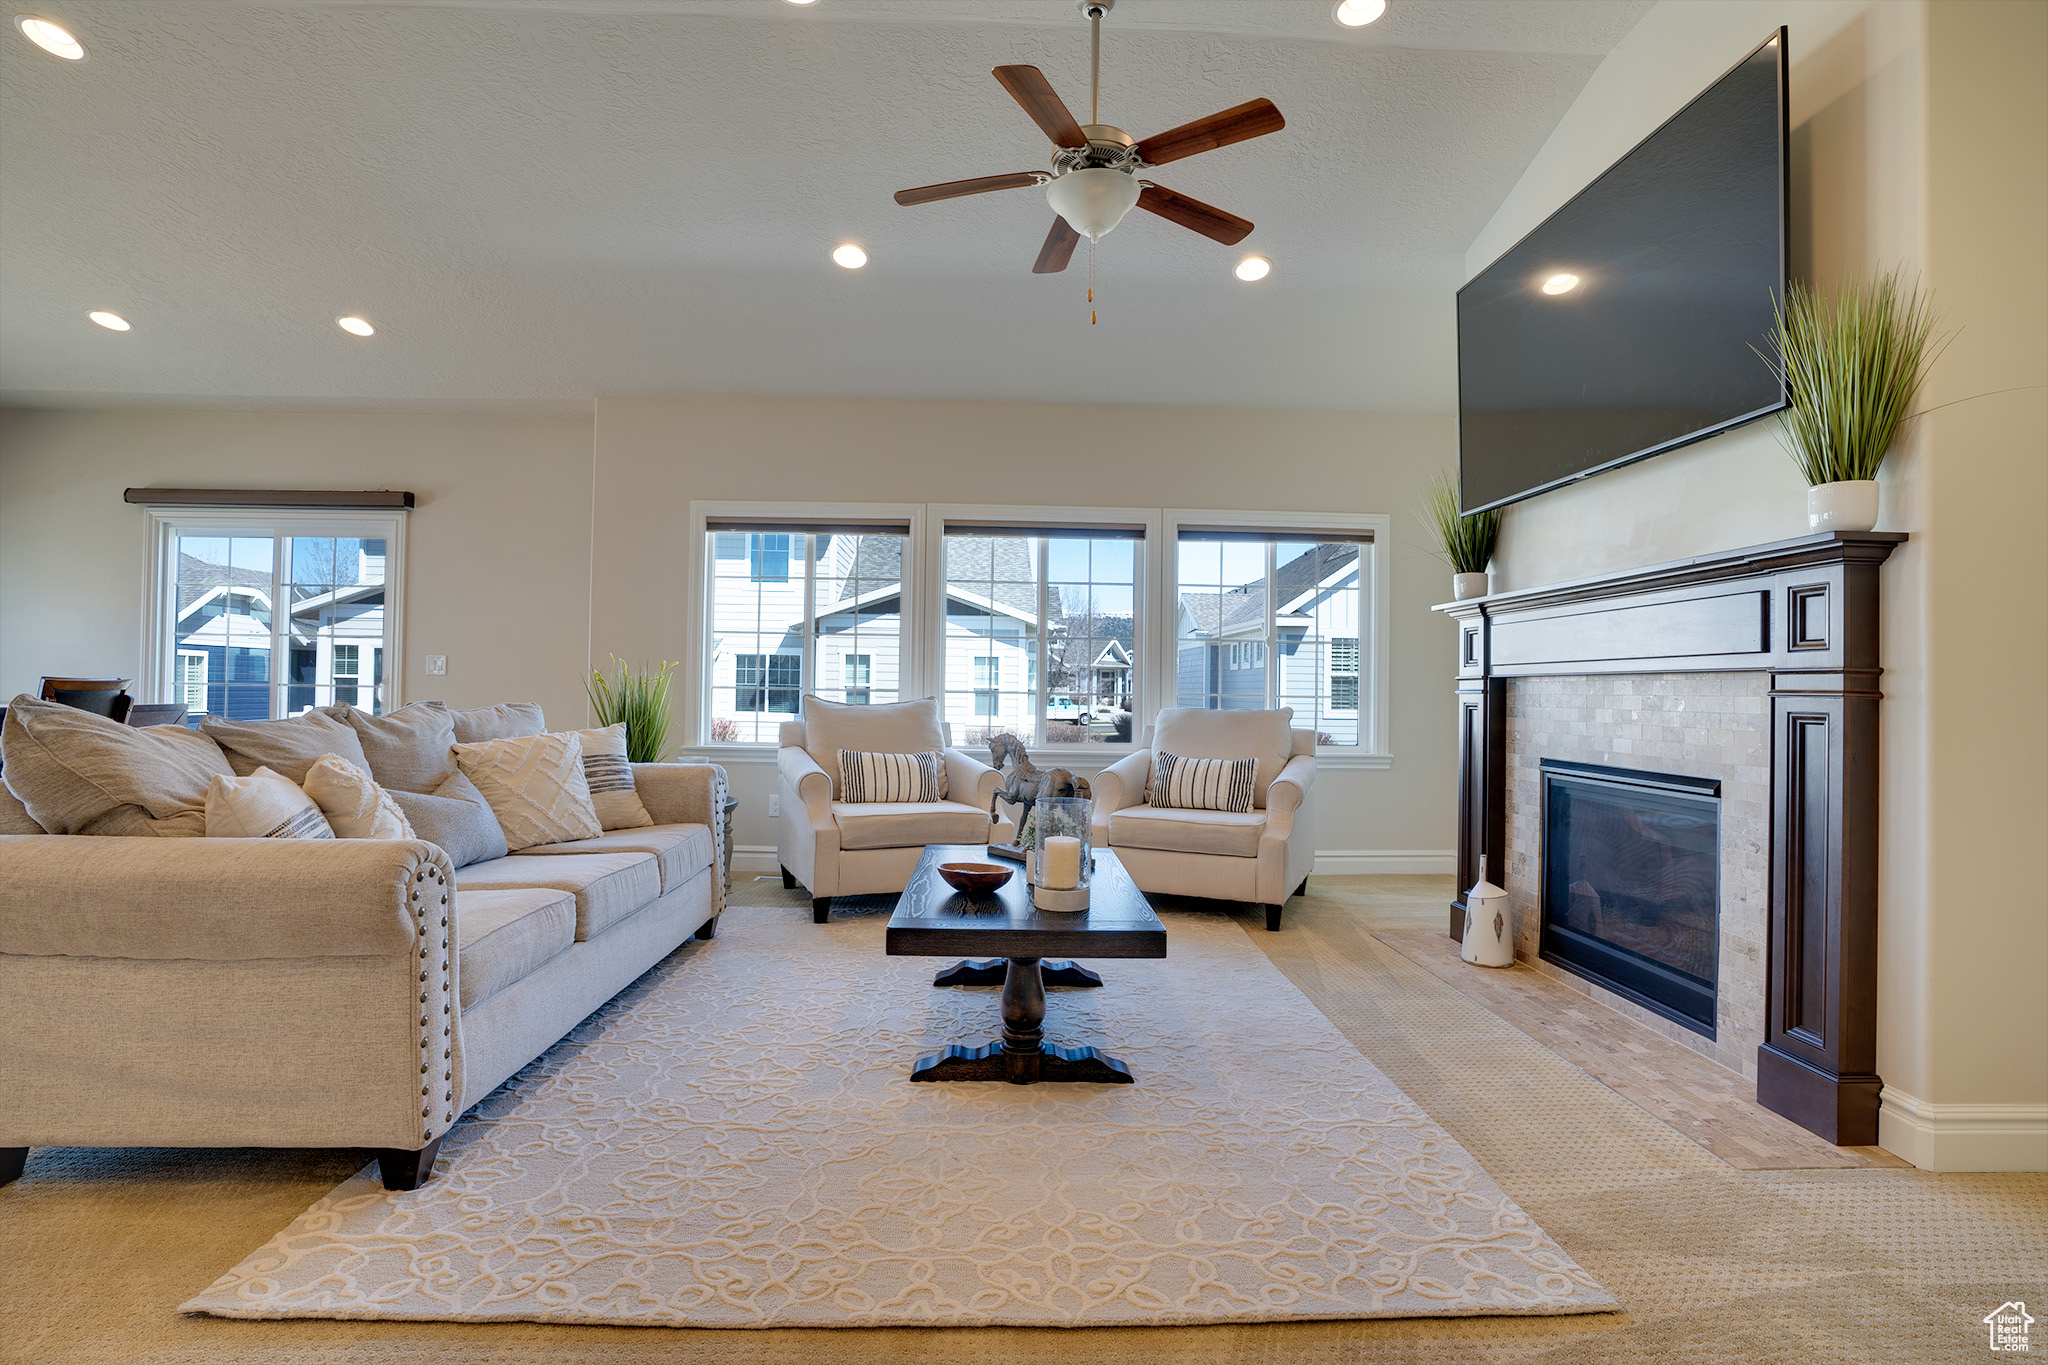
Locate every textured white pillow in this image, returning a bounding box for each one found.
[204,767,337,840]
[566,724,654,831]
[302,753,418,840]
[1149,751,1259,813]
[838,749,942,803]
[452,731,602,852]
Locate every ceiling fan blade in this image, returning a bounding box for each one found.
[1134,98,1285,166]
[1033,216,1081,274]
[1137,184,1254,245]
[993,65,1089,148]
[894,173,1042,207]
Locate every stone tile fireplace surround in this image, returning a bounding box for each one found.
[1439,532,1904,1146]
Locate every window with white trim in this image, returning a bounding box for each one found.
[145,512,404,723]
[1174,530,1370,747]
[704,521,908,743]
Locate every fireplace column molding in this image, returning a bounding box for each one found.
[1437,531,1904,1146]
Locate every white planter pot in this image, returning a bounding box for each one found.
[1452,572,1490,600]
[1807,480,1879,534]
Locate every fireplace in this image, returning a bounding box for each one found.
[1540,760,1720,1037]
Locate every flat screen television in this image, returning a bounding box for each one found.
[1457,29,1789,513]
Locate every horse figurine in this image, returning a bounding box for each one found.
[986,732,1091,830]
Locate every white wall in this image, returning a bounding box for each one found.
[1465,0,2046,1169]
[0,394,1463,876]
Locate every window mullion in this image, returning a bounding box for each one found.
[1034,540,1048,746]
[271,535,288,719]
[802,535,818,713]
[1263,540,1277,710]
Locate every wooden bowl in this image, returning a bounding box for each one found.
[937,862,1014,895]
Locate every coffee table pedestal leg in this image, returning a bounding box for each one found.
[910,956,1133,1085]
[932,958,1104,988]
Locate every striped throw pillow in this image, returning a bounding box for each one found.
[1150,751,1259,813]
[568,723,654,831]
[838,749,943,804]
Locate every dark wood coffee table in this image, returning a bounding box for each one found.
[885,843,1167,1085]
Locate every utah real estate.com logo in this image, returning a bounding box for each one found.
[1985,1302,2034,1353]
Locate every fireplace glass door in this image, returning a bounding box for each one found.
[1540,761,1720,1036]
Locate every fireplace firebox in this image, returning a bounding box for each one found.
[1540,760,1720,1037]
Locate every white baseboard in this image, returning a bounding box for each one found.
[732,846,1456,879]
[1878,1088,2048,1171]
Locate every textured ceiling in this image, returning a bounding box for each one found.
[0,0,1651,411]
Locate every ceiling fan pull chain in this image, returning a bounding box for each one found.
[1089,240,1097,325]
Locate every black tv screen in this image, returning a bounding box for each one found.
[1457,29,1789,513]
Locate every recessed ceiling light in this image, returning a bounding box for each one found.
[1234,256,1271,282]
[1332,0,1387,28]
[1541,273,1580,295]
[337,315,375,336]
[88,310,129,331]
[832,243,868,269]
[784,0,818,5]
[15,15,85,59]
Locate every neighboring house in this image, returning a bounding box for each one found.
[173,541,388,722]
[1176,543,1361,743]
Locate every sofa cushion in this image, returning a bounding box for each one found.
[455,887,575,1009]
[567,723,654,831]
[447,701,547,744]
[512,823,713,894]
[203,768,337,840]
[388,770,508,868]
[1149,707,1294,810]
[453,732,603,852]
[200,708,368,784]
[1109,805,1266,859]
[456,850,661,941]
[801,695,948,800]
[302,753,416,840]
[0,694,229,836]
[342,701,458,793]
[833,800,989,852]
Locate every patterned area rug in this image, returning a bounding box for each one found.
[183,907,1617,1329]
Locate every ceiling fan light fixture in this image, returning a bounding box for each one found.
[1045,168,1140,243]
[1333,0,1387,27]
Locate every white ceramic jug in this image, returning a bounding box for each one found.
[1460,855,1513,968]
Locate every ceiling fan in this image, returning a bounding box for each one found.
[893,0,1285,276]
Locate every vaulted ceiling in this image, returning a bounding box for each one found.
[0,0,1651,411]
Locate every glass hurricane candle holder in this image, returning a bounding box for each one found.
[1030,797,1092,911]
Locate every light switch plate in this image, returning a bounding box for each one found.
[425,655,447,676]
[768,795,779,817]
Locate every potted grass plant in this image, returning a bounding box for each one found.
[1422,469,1503,600]
[586,655,678,763]
[1757,267,1945,533]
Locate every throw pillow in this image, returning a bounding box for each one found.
[388,770,509,868]
[302,753,417,840]
[0,778,47,834]
[1149,707,1293,809]
[446,701,548,744]
[1149,751,1259,813]
[1,694,230,836]
[801,695,949,800]
[837,749,942,803]
[340,701,458,793]
[452,731,602,852]
[201,707,369,783]
[204,767,337,840]
[566,723,654,830]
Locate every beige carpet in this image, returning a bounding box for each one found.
[2,875,2041,1363]
[183,911,1614,1327]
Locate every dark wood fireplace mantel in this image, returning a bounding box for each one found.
[1434,530,1905,1146]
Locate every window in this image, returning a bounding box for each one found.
[145,512,404,723]
[941,526,1141,745]
[704,521,908,743]
[844,653,872,705]
[1175,529,1371,748]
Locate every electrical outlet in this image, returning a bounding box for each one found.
[768,795,779,817]
[425,655,447,676]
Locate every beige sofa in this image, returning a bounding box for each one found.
[0,704,724,1192]
[776,696,1013,921]
[1090,709,1316,932]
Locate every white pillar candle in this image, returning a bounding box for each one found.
[1041,836,1082,890]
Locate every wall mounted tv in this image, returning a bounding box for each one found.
[1457,29,1789,513]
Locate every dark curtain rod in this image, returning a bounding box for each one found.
[124,489,415,510]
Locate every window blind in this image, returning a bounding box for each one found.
[1176,525,1374,544]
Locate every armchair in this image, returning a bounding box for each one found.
[777,696,1014,921]
[1091,709,1315,931]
